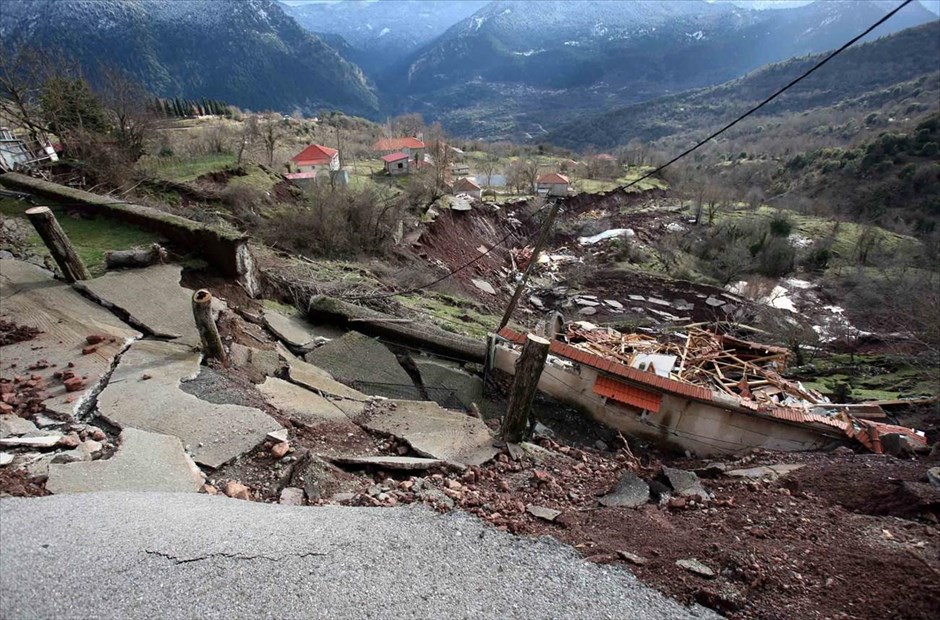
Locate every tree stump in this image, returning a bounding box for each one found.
[192,289,226,363]
[25,206,91,282]
[501,334,550,443]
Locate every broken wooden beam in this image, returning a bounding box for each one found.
[105,243,167,270]
[25,206,91,282]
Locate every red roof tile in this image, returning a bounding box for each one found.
[374,137,425,151]
[291,144,337,166]
[453,177,481,191]
[537,173,569,185]
[381,152,409,163]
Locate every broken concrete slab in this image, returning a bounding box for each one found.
[0,452,13,466]
[725,464,805,480]
[0,415,38,438]
[354,400,498,467]
[928,467,940,491]
[288,452,358,501]
[0,433,63,449]
[0,259,140,414]
[258,377,359,428]
[263,310,319,351]
[325,455,444,471]
[527,505,562,522]
[599,471,650,508]
[74,264,199,343]
[415,359,483,409]
[277,344,369,401]
[230,343,280,378]
[279,487,305,505]
[659,466,712,500]
[46,428,204,494]
[98,340,281,469]
[304,331,413,387]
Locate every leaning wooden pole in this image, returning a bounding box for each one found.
[501,334,550,443]
[192,289,226,363]
[25,206,91,282]
[498,200,559,330]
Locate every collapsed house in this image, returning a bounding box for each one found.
[491,323,927,457]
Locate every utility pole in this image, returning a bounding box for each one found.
[498,200,559,330]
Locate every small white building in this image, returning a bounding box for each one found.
[536,173,570,197]
[382,152,410,176]
[452,177,482,200]
[290,144,339,173]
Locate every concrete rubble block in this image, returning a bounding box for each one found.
[578,307,597,316]
[304,331,413,387]
[881,433,918,457]
[46,428,204,494]
[725,464,805,480]
[289,452,358,502]
[659,466,712,500]
[617,550,649,566]
[599,471,650,508]
[415,360,484,409]
[605,300,624,310]
[353,400,498,467]
[98,340,282,469]
[324,455,445,471]
[0,452,14,466]
[526,505,562,522]
[471,279,496,295]
[263,309,320,350]
[0,259,140,412]
[279,487,305,506]
[75,264,202,344]
[927,467,940,491]
[0,415,39,438]
[676,559,716,578]
[277,344,369,401]
[229,343,281,378]
[258,377,359,428]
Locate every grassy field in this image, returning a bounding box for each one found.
[138,153,237,183]
[0,198,163,277]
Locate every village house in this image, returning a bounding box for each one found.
[290,144,339,173]
[382,152,410,176]
[452,177,482,200]
[449,161,470,177]
[374,137,426,165]
[536,172,571,197]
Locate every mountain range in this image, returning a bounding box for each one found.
[0,0,378,116]
[1,0,938,142]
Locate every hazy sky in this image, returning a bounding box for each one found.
[280,0,940,16]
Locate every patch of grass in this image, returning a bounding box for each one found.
[394,293,501,340]
[138,153,237,183]
[0,198,163,277]
[262,298,299,317]
[794,353,938,401]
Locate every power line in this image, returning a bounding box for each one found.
[615,0,916,193]
[342,0,917,302]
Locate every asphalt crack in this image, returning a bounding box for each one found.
[144,550,327,565]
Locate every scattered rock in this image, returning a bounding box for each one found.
[203,484,218,495]
[526,505,562,522]
[0,452,13,466]
[927,467,940,491]
[832,446,855,456]
[676,559,716,578]
[267,429,289,443]
[578,306,597,316]
[58,433,81,449]
[594,440,609,451]
[82,440,103,455]
[0,415,39,438]
[223,481,251,501]
[271,441,290,459]
[659,466,711,500]
[604,300,624,310]
[725,464,804,481]
[599,471,650,508]
[705,297,724,307]
[471,279,496,295]
[85,334,107,345]
[617,550,649,566]
[331,492,356,503]
[279,487,305,506]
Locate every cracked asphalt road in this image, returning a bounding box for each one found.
[1,493,716,619]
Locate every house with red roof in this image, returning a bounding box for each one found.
[452,177,482,200]
[374,137,426,165]
[536,172,570,197]
[290,144,339,174]
[382,152,410,176]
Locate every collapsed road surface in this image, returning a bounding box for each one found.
[0,492,716,620]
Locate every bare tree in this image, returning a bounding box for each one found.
[479,156,499,188]
[258,112,286,167]
[99,67,160,161]
[236,115,259,164]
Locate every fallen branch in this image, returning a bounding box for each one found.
[105,243,167,270]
